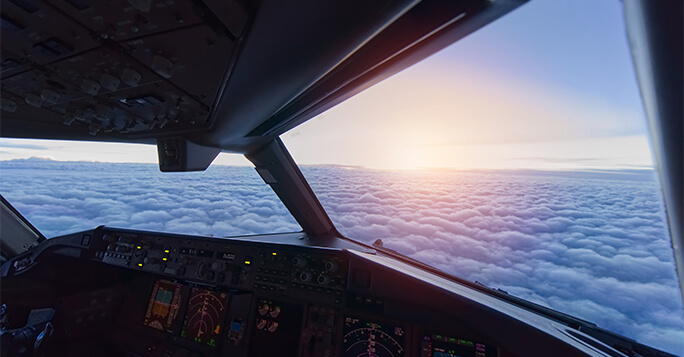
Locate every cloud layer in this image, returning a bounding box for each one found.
[0,158,300,238]
[1,159,681,354]
[302,167,683,355]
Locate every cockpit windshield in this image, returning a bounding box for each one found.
[0,145,301,238]
[283,0,684,354]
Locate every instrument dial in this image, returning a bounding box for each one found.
[342,316,405,357]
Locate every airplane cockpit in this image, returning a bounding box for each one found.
[0,0,681,356]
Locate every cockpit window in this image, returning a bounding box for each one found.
[283,0,684,354]
[0,140,301,238]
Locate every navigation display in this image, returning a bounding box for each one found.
[341,316,405,357]
[143,280,184,332]
[420,334,496,357]
[180,287,229,347]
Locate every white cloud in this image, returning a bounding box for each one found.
[301,166,683,355]
[0,159,300,238]
[0,160,681,355]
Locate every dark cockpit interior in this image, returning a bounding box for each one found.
[1,0,681,356]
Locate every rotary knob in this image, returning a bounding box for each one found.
[292,257,307,268]
[317,275,330,285]
[211,261,226,271]
[197,262,208,277]
[324,261,337,272]
[299,272,312,282]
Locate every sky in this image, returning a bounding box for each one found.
[0,0,654,171]
[282,0,652,170]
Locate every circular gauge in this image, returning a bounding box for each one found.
[342,317,405,357]
[181,288,228,347]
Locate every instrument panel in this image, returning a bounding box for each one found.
[133,278,501,357]
[3,227,502,357]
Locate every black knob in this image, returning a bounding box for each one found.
[292,257,307,267]
[324,261,337,272]
[211,261,226,271]
[299,272,312,282]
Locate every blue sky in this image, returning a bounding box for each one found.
[283,0,652,170]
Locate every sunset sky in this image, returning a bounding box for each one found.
[0,0,653,171]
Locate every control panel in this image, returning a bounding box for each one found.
[1,227,503,357]
[95,228,348,307]
[1,0,247,137]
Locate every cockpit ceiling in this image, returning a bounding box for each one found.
[1,0,245,141]
[0,0,526,153]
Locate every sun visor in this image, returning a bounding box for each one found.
[156,137,221,172]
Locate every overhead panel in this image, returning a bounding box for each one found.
[0,0,246,139]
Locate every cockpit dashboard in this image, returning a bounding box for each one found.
[4,226,646,357]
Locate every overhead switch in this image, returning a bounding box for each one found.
[1,98,17,112]
[120,68,141,87]
[151,55,173,78]
[99,74,120,91]
[40,89,60,105]
[24,93,43,107]
[80,79,100,95]
[128,0,152,12]
[94,105,113,121]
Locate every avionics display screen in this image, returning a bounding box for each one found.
[420,334,496,357]
[180,287,229,347]
[341,316,405,357]
[143,280,184,332]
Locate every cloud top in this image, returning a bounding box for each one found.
[1,160,681,355]
[302,167,683,355]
